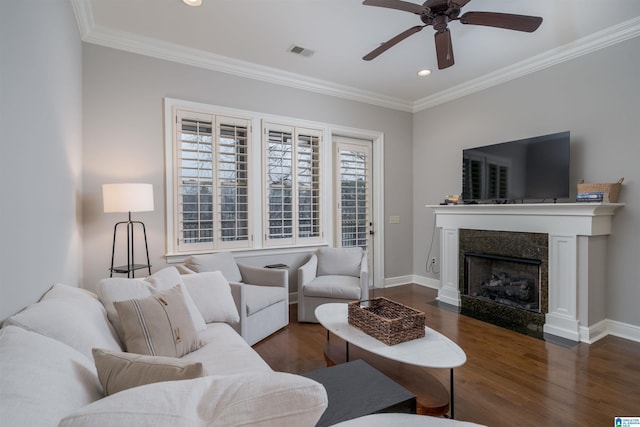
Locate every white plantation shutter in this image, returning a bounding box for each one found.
[263,123,323,246]
[338,146,369,249]
[297,129,322,242]
[175,110,250,252]
[264,124,294,245]
[216,117,250,248]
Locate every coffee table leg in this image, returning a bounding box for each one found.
[450,368,455,419]
[346,342,350,362]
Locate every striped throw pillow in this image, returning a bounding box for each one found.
[113,285,201,357]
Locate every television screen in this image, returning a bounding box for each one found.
[462,131,570,203]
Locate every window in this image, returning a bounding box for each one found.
[165,99,327,255]
[263,123,322,247]
[173,110,251,252]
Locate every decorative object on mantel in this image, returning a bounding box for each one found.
[103,183,154,278]
[348,298,425,346]
[442,194,461,205]
[577,178,623,203]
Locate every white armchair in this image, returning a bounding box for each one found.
[179,252,289,346]
[297,247,368,323]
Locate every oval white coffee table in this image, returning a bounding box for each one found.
[315,303,467,418]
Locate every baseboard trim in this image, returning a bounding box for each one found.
[382,275,440,290]
[606,319,640,343]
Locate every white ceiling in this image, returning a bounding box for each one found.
[74,0,640,112]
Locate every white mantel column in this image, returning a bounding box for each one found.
[438,228,460,306]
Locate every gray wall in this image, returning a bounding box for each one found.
[81,45,414,293]
[413,36,640,327]
[0,0,83,320]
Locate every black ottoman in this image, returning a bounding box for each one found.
[302,359,417,427]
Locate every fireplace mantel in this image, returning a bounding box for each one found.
[427,203,624,343]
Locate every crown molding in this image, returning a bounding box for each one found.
[70,1,413,112]
[72,0,639,114]
[413,16,640,112]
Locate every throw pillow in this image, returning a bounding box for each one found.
[114,285,201,357]
[92,348,204,396]
[4,283,122,360]
[184,252,243,282]
[96,277,154,341]
[0,326,102,427]
[145,266,207,331]
[317,247,363,277]
[182,271,240,324]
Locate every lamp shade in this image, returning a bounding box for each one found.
[103,183,154,213]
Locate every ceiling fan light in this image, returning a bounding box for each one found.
[417,69,432,77]
[182,0,202,6]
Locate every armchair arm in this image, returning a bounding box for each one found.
[298,254,318,287]
[359,251,369,299]
[237,263,288,289]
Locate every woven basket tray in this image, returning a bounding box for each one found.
[577,178,623,202]
[348,297,425,346]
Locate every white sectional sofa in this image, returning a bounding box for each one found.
[0,267,327,427]
[0,265,487,427]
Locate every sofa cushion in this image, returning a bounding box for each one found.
[4,283,122,360]
[185,252,243,283]
[182,271,240,323]
[303,275,362,300]
[184,323,272,376]
[317,247,363,277]
[92,348,204,396]
[145,266,207,331]
[59,372,328,427]
[0,326,102,427]
[114,285,201,357]
[245,284,288,316]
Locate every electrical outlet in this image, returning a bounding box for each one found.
[431,257,437,265]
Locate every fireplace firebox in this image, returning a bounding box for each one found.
[464,253,541,313]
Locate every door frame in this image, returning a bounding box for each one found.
[330,125,384,288]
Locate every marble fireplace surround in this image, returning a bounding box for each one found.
[428,203,624,343]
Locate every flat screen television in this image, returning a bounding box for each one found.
[462,131,570,203]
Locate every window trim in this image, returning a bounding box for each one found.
[164,98,331,256]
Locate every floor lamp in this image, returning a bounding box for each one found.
[103,183,154,278]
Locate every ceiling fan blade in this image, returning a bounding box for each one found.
[362,0,429,15]
[459,12,543,32]
[435,29,454,69]
[363,25,425,61]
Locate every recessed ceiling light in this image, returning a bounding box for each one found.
[417,69,432,77]
[182,0,202,6]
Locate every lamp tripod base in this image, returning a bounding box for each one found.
[109,213,151,278]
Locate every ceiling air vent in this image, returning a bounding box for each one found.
[288,44,315,58]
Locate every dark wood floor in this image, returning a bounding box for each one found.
[253,284,640,427]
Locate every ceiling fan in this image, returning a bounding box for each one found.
[362,0,543,69]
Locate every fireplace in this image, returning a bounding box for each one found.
[458,229,548,338]
[429,203,623,343]
[464,253,541,313]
